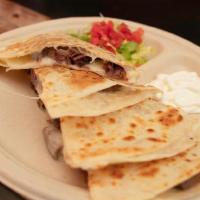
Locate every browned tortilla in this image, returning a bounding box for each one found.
[0,32,138,84]
[60,99,198,170]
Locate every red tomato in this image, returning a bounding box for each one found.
[131,28,144,43]
[118,23,133,41]
[90,21,144,53]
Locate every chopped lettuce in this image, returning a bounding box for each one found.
[70,33,91,42]
[118,42,138,61]
[69,24,154,66]
[117,42,154,65]
[131,44,154,66]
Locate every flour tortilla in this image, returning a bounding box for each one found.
[88,134,200,200]
[60,99,198,170]
[33,66,116,104]
[44,86,159,118]
[155,180,200,200]
[0,32,138,84]
[33,66,159,118]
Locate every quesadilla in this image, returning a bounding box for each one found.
[88,137,200,200]
[0,32,138,84]
[32,66,159,118]
[31,66,116,103]
[156,175,200,200]
[60,99,198,170]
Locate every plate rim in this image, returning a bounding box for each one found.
[0,16,200,200]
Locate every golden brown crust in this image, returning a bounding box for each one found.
[0,32,134,69]
[34,66,105,90]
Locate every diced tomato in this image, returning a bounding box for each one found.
[118,23,144,43]
[91,36,100,45]
[109,31,124,48]
[131,28,144,43]
[104,42,116,53]
[90,20,120,53]
[118,23,133,41]
[90,20,144,53]
[118,23,132,36]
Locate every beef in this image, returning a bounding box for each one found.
[41,47,56,58]
[29,69,42,94]
[37,99,46,110]
[52,118,61,130]
[175,173,200,190]
[104,62,127,80]
[41,47,92,66]
[39,47,127,80]
[54,49,69,63]
[43,123,63,160]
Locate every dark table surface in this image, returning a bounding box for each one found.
[1,0,200,199]
[16,0,200,45]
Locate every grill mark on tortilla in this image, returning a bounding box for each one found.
[96,132,103,136]
[109,167,124,179]
[79,147,144,159]
[69,70,104,89]
[185,158,192,162]
[147,137,167,143]
[85,143,92,147]
[130,123,137,128]
[89,117,96,124]
[158,108,183,126]
[139,167,159,177]
[76,122,88,129]
[122,136,135,141]
[177,115,183,121]
[146,128,155,133]
[108,118,116,124]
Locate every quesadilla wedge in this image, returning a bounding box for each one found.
[31,66,116,103]
[156,175,200,200]
[42,86,159,118]
[60,99,198,170]
[88,136,200,200]
[32,66,159,118]
[0,32,138,84]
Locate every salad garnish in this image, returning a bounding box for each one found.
[71,20,154,66]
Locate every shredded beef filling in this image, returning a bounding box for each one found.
[41,47,92,66]
[28,70,63,160]
[29,69,43,94]
[104,62,127,80]
[37,99,46,110]
[38,47,127,80]
[43,122,63,160]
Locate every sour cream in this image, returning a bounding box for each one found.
[149,71,200,113]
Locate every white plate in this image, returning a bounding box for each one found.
[0,17,200,200]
